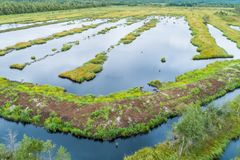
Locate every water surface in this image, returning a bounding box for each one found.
[0,87,239,160]
[230,25,240,31]
[0,19,101,48]
[0,20,58,32]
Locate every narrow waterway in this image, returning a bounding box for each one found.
[0,17,239,160]
[0,88,239,160]
[0,18,101,48]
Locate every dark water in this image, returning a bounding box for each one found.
[0,116,178,160]
[0,17,239,160]
[0,89,239,160]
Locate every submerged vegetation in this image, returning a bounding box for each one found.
[59,52,107,83]
[125,96,240,160]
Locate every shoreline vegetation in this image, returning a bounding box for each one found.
[0,6,238,60]
[0,22,106,56]
[0,60,239,140]
[0,131,71,160]
[0,18,76,34]
[8,20,126,71]
[9,41,80,71]
[125,95,240,160]
[59,52,108,83]
[0,0,238,16]
[119,18,158,44]
[187,14,233,60]
[0,6,239,159]
[58,18,158,83]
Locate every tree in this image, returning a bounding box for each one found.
[55,146,71,160]
[0,131,71,160]
[173,106,206,156]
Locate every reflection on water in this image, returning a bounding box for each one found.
[0,20,58,31]
[0,87,239,160]
[0,18,239,96]
[0,17,239,160]
[221,139,240,160]
[0,116,178,160]
[0,19,103,48]
[230,25,240,31]
[208,24,240,59]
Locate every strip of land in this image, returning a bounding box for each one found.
[8,22,124,71]
[58,18,158,83]
[187,14,232,60]
[59,52,107,83]
[0,22,106,56]
[119,18,158,44]
[9,41,80,70]
[125,96,240,160]
[0,60,240,140]
[0,6,238,60]
[208,15,240,49]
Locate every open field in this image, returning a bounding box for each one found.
[0,5,239,160]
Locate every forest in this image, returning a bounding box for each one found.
[0,0,239,15]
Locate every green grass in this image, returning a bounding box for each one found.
[61,44,73,52]
[0,6,238,60]
[0,133,71,160]
[148,80,162,88]
[125,96,240,160]
[208,14,240,49]
[187,14,233,60]
[120,18,158,44]
[97,26,118,35]
[0,23,103,56]
[59,52,107,83]
[9,63,27,70]
[0,59,240,140]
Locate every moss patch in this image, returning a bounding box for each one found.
[59,52,107,83]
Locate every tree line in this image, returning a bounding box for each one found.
[0,0,117,15]
[0,0,239,15]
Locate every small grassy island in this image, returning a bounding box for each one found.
[0,1,240,159]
